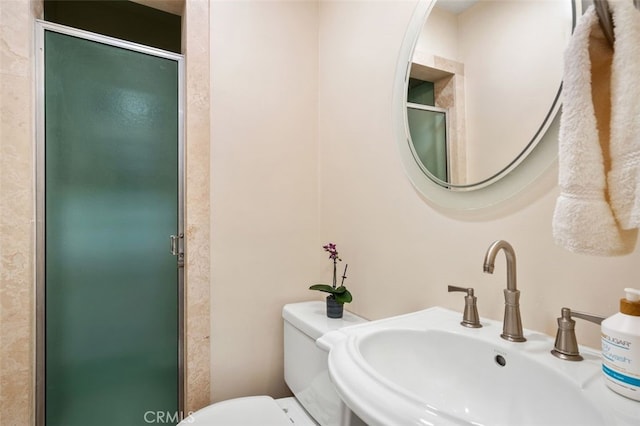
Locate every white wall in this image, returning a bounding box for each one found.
[209,0,640,403]
[210,0,320,402]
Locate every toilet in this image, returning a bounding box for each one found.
[180,301,367,425]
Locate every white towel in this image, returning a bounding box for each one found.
[608,0,640,229]
[552,5,636,255]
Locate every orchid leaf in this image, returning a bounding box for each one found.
[334,288,352,304]
[309,284,336,293]
[309,284,352,304]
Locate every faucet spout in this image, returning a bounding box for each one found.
[483,240,526,342]
[483,240,517,291]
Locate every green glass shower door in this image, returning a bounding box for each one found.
[407,105,449,182]
[43,28,181,426]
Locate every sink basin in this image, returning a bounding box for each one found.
[359,328,602,425]
[319,307,639,426]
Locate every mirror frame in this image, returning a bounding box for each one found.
[393,0,578,210]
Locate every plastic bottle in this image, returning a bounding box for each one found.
[601,288,640,401]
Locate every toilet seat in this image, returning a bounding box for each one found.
[180,395,315,425]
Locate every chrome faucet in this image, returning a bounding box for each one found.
[483,240,526,342]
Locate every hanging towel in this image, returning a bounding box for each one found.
[552,6,636,255]
[608,0,640,229]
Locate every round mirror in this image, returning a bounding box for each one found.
[394,0,578,209]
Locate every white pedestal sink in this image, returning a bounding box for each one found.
[318,307,639,426]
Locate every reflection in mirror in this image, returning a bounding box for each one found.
[407,0,575,189]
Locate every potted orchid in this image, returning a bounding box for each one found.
[309,243,352,318]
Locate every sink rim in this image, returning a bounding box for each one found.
[323,306,639,426]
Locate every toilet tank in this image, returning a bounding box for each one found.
[282,301,367,426]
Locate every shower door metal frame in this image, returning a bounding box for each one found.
[406,102,451,184]
[34,20,186,426]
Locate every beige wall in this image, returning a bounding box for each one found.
[0,1,40,424]
[209,0,320,402]
[183,0,211,413]
[318,0,640,353]
[0,0,211,421]
[458,0,569,182]
[208,0,640,403]
[418,6,459,59]
[416,1,571,183]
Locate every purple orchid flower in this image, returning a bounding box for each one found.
[323,243,341,261]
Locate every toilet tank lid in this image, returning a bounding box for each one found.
[282,301,368,340]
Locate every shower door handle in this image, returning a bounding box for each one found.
[169,234,180,255]
[170,234,185,268]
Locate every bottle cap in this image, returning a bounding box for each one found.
[621,288,640,316]
[625,288,640,301]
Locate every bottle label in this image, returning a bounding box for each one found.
[601,330,640,399]
[602,364,640,387]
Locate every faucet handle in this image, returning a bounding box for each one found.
[447,285,482,328]
[551,307,605,361]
